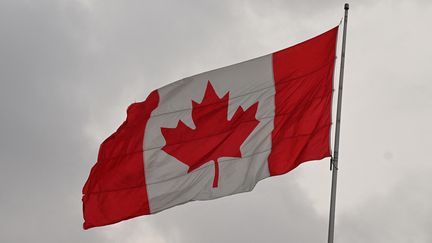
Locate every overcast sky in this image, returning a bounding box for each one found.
[1,0,431,242]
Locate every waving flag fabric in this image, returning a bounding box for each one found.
[82,26,339,229]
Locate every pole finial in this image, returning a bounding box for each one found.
[344,3,349,10]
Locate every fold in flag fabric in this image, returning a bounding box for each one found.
[83,26,339,229]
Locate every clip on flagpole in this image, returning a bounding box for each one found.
[328,3,349,243]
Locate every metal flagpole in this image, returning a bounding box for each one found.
[328,3,349,243]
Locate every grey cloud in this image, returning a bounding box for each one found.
[337,170,432,242]
[0,0,101,242]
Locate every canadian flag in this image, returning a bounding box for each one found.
[83,26,338,229]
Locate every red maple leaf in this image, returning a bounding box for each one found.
[161,81,260,188]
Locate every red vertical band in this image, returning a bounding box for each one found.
[269,27,338,176]
[82,90,159,229]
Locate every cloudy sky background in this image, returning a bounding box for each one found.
[1,0,431,242]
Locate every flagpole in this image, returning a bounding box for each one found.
[328,3,349,243]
